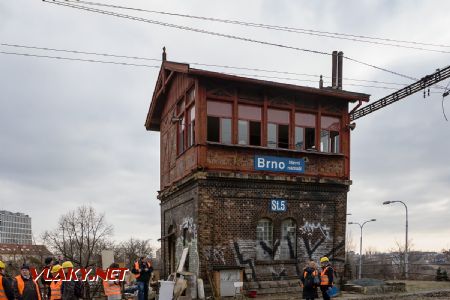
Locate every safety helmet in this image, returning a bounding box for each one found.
[0,260,5,269]
[51,264,62,273]
[61,261,74,268]
[320,257,329,263]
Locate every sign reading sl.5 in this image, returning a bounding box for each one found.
[270,199,287,212]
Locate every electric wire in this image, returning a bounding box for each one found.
[0,50,160,68]
[0,42,413,87]
[442,80,450,121]
[44,0,428,84]
[66,0,450,53]
[2,50,443,94]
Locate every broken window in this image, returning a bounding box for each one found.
[267,109,290,148]
[207,100,232,144]
[278,219,297,260]
[238,105,261,146]
[320,116,340,153]
[295,112,316,150]
[256,218,273,260]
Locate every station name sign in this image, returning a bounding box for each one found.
[270,199,287,212]
[254,155,305,173]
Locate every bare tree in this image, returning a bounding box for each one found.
[42,205,113,268]
[114,237,153,267]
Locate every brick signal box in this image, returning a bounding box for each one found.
[145,52,369,296]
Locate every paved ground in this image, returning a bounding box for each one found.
[252,280,450,299]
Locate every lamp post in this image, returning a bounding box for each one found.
[348,219,376,279]
[383,200,408,279]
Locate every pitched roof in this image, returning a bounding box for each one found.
[145,61,370,131]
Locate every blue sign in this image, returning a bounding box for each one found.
[254,155,305,173]
[270,199,287,212]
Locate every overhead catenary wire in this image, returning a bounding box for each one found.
[0,42,414,87]
[0,50,160,68]
[1,49,444,94]
[65,0,450,53]
[43,0,428,84]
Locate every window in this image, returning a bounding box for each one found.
[187,105,195,147]
[279,219,297,260]
[177,114,185,155]
[295,112,316,150]
[177,99,185,155]
[321,116,340,153]
[238,105,261,146]
[207,101,232,143]
[256,218,273,260]
[267,109,290,148]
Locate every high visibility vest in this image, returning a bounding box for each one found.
[303,269,318,279]
[0,275,8,300]
[49,281,62,300]
[102,278,121,297]
[320,266,330,286]
[133,261,152,279]
[15,275,42,300]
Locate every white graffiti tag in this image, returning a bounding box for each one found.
[299,222,331,240]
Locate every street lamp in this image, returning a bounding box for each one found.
[348,219,376,279]
[383,200,408,279]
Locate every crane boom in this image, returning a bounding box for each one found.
[350,65,450,121]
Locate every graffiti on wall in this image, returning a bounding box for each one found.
[203,246,226,265]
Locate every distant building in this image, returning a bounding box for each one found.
[0,243,52,266]
[0,210,32,245]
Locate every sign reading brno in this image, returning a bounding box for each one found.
[254,155,305,173]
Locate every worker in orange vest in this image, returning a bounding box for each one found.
[131,257,153,300]
[0,260,14,300]
[13,264,41,300]
[49,265,62,300]
[102,263,121,300]
[319,257,334,300]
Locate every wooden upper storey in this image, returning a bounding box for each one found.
[145,61,370,190]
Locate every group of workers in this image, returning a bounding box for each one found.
[0,256,153,300]
[299,256,335,300]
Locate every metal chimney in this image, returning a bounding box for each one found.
[332,51,338,88]
[337,51,343,90]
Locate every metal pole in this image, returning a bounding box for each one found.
[403,202,408,280]
[359,225,363,280]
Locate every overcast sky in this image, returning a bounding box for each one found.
[1,0,449,253]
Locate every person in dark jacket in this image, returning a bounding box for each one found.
[319,257,334,300]
[0,260,14,300]
[60,261,81,300]
[13,264,41,300]
[41,257,54,300]
[131,257,153,300]
[299,260,319,300]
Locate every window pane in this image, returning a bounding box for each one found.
[279,219,296,260]
[331,131,340,153]
[320,130,330,152]
[278,124,289,148]
[207,100,232,117]
[321,116,340,131]
[295,127,304,150]
[268,109,290,124]
[188,87,195,103]
[295,112,316,127]
[249,121,261,146]
[239,105,261,121]
[178,116,185,154]
[305,128,316,150]
[267,123,277,148]
[207,116,220,142]
[256,219,273,260]
[177,99,185,115]
[221,118,232,144]
[238,120,249,145]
